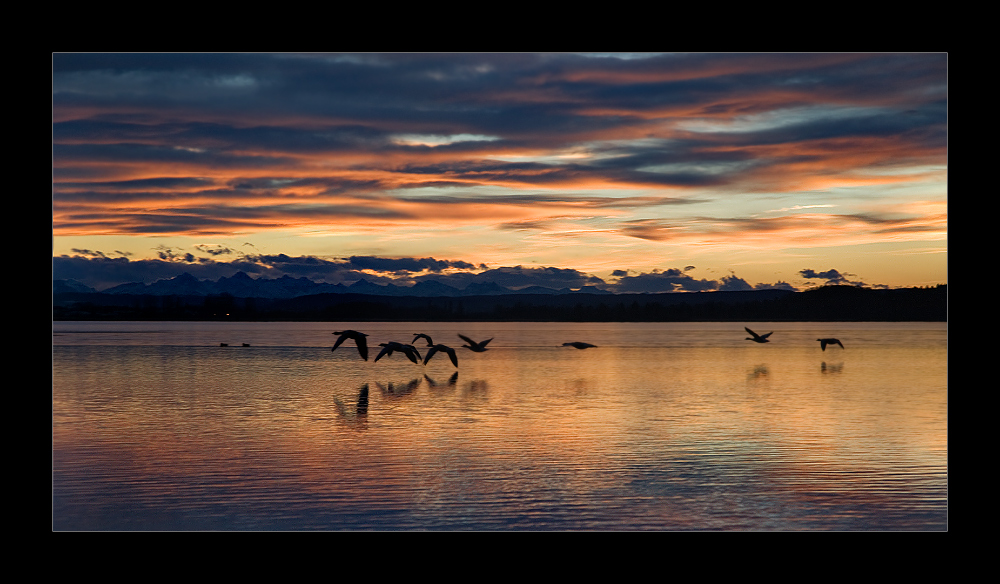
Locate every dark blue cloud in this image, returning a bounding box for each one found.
[54,53,947,159]
[754,281,797,291]
[612,268,719,293]
[53,252,489,291]
[347,256,480,273]
[718,275,753,291]
[57,177,216,191]
[471,266,605,290]
[799,268,871,287]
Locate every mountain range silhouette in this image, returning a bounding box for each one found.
[54,271,616,299]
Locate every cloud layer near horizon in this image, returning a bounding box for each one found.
[56,250,885,293]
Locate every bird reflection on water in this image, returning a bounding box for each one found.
[356,384,369,413]
[465,380,488,394]
[821,361,844,374]
[424,371,459,389]
[456,379,489,402]
[747,364,770,381]
[376,378,423,398]
[333,383,370,426]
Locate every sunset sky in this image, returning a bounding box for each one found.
[52,53,947,293]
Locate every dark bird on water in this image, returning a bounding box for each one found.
[332,330,369,361]
[424,344,459,367]
[412,333,434,347]
[817,338,845,351]
[563,342,597,349]
[219,343,228,347]
[375,341,423,364]
[745,327,773,344]
[459,334,493,352]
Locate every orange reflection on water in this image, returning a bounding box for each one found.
[53,322,946,530]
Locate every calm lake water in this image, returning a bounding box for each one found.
[52,321,947,531]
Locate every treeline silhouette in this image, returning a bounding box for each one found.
[53,284,946,322]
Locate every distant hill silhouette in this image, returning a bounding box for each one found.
[52,283,947,322]
[64,270,629,299]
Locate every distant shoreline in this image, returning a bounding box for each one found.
[52,284,947,322]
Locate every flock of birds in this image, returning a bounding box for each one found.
[745,327,845,351]
[332,330,495,367]
[324,326,845,368]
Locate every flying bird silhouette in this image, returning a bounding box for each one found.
[424,344,459,367]
[745,327,773,343]
[332,329,369,360]
[459,334,493,352]
[817,338,845,351]
[375,341,422,364]
[412,333,434,347]
[563,342,597,349]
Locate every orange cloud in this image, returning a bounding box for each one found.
[619,211,946,249]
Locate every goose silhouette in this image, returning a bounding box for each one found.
[563,342,597,349]
[412,333,434,347]
[423,344,459,367]
[459,334,493,352]
[332,329,369,361]
[745,327,773,343]
[375,341,423,364]
[817,338,845,351]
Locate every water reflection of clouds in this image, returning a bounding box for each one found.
[616,440,947,530]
